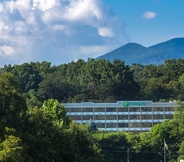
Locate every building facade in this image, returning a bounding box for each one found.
[63,101,178,132]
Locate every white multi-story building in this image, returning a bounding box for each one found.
[63,101,178,132]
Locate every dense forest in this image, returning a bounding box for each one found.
[1,58,184,161]
[2,58,184,107]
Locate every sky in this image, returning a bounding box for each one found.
[0,0,183,67]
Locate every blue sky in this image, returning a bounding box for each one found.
[0,0,183,67]
[104,0,184,46]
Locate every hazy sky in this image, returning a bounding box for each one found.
[0,0,183,67]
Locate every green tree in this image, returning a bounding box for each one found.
[25,89,42,108]
[97,131,128,162]
[140,77,169,101]
[12,63,42,93]
[0,135,25,162]
[140,64,160,79]
[0,64,14,73]
[66,59,85,84]
[162,59,184,83]
[0,72,27,136]
[111,59,139,100]
[41,99,71,127]
[68,123,103,162]
[126,132,156,162]
[175,74,184,100]
[88,119,97,133]
[37,70,75,102]
[170,102,184,152]
[130,63,145,82]
[178,141,184,162]
[149,120,179,161]
[23,107,71,162]
[24,104,103,162]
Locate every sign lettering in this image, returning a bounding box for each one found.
[123,102,147,107]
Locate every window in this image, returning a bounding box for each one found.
[118,115,128,120]
[118,123,128,128]
[130,123,140,128]
[82,115,93,120]
[141,107,152,112]
[141,115,152,120]
[82,108,93,112]
[130,115,140,120]
[71,115,81,120]
[153,115,164,119]
[165,114,173,119]
[94,115,105,120]
[106,123,117,128]
[118,107,128,112]
[106,115,117,120]
[165,107,174,111]
[153,107,163,111]
[96,123,105,128]
[70,108,81,112]
[94,107,105,112]
[142,123,152,127]
[130,107,140,112]
[106,107,117,112]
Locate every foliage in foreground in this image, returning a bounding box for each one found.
[0,72,103,162]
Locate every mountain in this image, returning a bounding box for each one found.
[96,38,184,65]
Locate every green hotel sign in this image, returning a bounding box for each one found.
[123,101,147,107]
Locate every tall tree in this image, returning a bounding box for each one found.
[37,70,74,102]
[0,72,27,136]
[111,59,139,100]
[12,63,42,93]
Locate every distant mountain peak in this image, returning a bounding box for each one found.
[149,37,184,48]
[124,42,145,47]
[115,42,146,50]
[96,37,184,65]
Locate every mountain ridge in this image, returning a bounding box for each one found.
[96,37,184,65]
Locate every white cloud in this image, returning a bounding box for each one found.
[1,46,15,56]
[143,12,156,19]
[52,25,65,30]
[32,0,59,11]
[0,0,128,67]
[0,21,9,31]
[63,0,103,22]
[98,27,113,37]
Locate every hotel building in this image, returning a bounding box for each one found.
[64,101,178,132]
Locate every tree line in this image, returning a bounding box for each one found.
[1,58,184,108]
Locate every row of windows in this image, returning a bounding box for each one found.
[66,107,174,112]
[70,114,173,120]
[95,122,160,128]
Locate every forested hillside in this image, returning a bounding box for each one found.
[1,59,184,161]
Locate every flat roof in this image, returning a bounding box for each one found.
[62,101,179,108]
